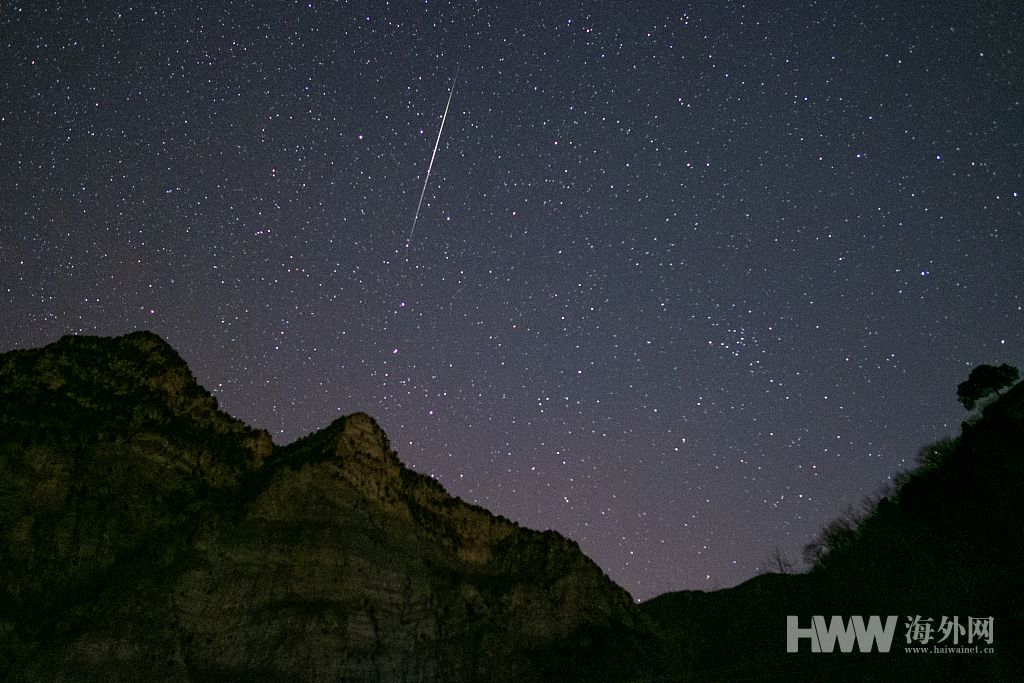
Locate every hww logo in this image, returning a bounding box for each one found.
[787,615,898,653]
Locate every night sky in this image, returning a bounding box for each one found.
[2,1,1022,601]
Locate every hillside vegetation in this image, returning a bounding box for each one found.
[642,378,1024,680]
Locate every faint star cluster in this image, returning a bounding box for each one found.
[1,1,1021,600]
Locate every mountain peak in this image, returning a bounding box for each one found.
[0,331,271,481]
[331,411,393,461]
[0,334,647,681]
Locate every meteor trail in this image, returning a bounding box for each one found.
[405,67,459,250]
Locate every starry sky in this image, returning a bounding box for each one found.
[2,1,1022,601]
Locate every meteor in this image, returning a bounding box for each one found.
[405,67,459,250]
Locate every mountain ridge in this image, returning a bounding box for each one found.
[0,332,647,681]
[640,379,1024,680]
[2,331,1021,680]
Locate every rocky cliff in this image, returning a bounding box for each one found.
[0,332,649,681]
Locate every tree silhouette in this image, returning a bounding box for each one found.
[956,363,1019,410]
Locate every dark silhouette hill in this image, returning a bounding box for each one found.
[642,379,1024,680]
[0,332,647,681]
[1,332,1020,681]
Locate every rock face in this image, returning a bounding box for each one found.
[0,333,648,681]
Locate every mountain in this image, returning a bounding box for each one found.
[0,332,647,681]
[642,379,1024,680]
[2,332,1021,681]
